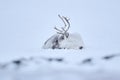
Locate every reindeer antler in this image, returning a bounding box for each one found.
[54,15,70,36]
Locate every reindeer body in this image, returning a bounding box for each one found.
[59,33,84,49]
[42,15,85,50]
[43,33,84,49]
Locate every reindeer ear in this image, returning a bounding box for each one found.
[66,33,69,38]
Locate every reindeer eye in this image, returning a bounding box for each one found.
[55,39,58,43]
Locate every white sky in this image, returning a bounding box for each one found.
[0,0,120,54]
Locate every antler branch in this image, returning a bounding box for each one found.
[62,16,70,32]
[58,15,67,27]
[54,27,62,32]
[54,15,70,37]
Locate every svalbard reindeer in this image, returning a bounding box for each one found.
[42,15,85,49]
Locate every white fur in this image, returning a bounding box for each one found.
[59,33,85,49]
[42,34,59,49]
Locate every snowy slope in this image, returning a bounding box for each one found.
[0,49,120,80]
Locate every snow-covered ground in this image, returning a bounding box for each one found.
[0,49,120,80]
[0,0,120,80]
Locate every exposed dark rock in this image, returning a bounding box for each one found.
[47,58,63,62]
[48,58,53,61]
[103,54,116,60]
[82,58,92,64]
[13,60,21,65]
[55,58,63,62]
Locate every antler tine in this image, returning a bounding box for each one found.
[57,32,64,35]
[58,15,67,29]
[58,15,67,26]
[62,16,70,32]
[58,15,70,32]
[54,27,63,32]
[54,27,64,35]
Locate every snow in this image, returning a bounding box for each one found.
[0,49,120,80]
[0,0,120,80]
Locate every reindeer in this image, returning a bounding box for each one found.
[42,15,85,49]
